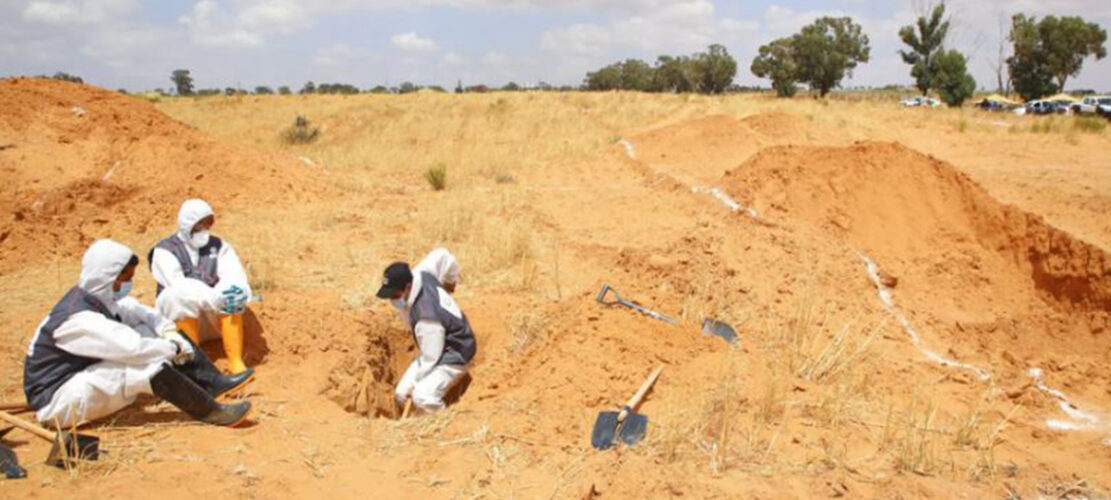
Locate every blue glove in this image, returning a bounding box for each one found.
[221,285,248,314]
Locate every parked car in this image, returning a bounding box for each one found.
[901,96,941,108]
[1075,96,1111,117]
[1025,100,1067,115]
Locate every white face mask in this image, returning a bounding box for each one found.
[114,281,132,301]
[391,298,407,310]
[190,229,211,248]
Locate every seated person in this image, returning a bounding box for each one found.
[23,239,252,428]
[151,199,255,376]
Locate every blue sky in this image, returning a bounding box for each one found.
[1,1,1108,92]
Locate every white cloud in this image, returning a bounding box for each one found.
[178,0,313,48]
[314,43,357,66]
[391,32,439,51]
[481,51,507,66]
[22,0,136,25]
[443,51,466,65]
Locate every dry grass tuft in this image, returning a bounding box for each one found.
[424,163,447,191]
[282,115,320,144]
[508,310,548,353]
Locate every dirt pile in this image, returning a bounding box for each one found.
[323,311,415,417]
[0,77,322,272]
[720,141,1111,372]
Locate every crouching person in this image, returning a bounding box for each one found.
[23,239,252,428]
[151,199,254,376]
[376,250,475,414]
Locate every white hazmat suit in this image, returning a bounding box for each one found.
[25,240,189,427]
[152,199,252,341]
[395,249,468,413]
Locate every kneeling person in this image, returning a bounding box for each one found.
[23,239,252,428]
[377,256,476,413]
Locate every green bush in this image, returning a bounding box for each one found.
[282,115,319,144]
[425,164,447,191]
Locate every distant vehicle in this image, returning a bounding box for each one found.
[1025,100,1066,115]
[1074,96,1111,116]
[901,96,941,108]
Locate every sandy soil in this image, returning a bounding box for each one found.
[2,79,1110,498]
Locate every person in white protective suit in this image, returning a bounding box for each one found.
[23,239,253,428]
[376,249,475,414]
[151,199,255,376]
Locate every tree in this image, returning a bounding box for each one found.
[455,79,463,94]
[792,17,871,97]
[278,86,292,95]
[224,87,237,96]
[1008,14,1107,100]
[52,72,83,84]
[694,44,737,94]
[300,81,316,94]
[369,85,390,94]
[751,38,798,97]
[618,59,654,91]
[932,49,976,106]
[171,69,194,96]
[502,81,521,91]
[653,55,697,92]
[585,63,622,90]
[898,3,951,96]
[398,81,419,94]
[254,86,273,95]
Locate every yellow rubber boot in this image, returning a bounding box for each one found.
[220,314,248,375]
[176,318,201,345]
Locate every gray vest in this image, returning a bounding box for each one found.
[24,287,116,411]
[408,272,476,366]
[148,235,223,296]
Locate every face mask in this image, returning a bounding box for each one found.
[114,281,132,301]
[391,298,407,310]
[190,229,211,248]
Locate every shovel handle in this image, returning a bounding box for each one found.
[618,365,664,422]
[0,410,55,442]
[401,398,413,419]
[0,402,28,412]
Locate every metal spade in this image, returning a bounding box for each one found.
[701,318,739,343]
[0,411,99,469]
[591,365,664,450]
[596,284,678,325]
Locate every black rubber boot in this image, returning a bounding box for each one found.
[175,338,255,398]
[149,364,251,427]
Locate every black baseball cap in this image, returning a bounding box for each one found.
[376,262,413,299]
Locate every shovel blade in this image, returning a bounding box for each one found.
[618,412,649,446]
[702,318,738,343]
[590,411,620,450]
[46,431,99,469]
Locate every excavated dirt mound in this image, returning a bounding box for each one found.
[720,141,1111,369]
[0,77,323,272]
[628,112,827,184]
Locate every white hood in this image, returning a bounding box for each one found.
[79,239,134,305]
[176,199,214,248]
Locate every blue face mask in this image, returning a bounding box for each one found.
[114,281,132,301]
[391,298,407,310]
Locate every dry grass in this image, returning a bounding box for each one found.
[424,163,447,191]
[508,310,548,353]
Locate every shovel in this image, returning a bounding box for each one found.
[591,365,664,450]
[0,411,99,469]
[701,318,739,343]
[596,284,678,325]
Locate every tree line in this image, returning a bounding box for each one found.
[582,44,738,93]
[749,5,1105,105]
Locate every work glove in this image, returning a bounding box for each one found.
[167,332,195,365]
[220,285,248,315]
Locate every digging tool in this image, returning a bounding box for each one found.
[701,318,739,343]
[0,411,99,469]
[596,284,678,325]
[591,365,664,450]
[1,442,26,480]
[0,402,31,413]
[401,398,413,419]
